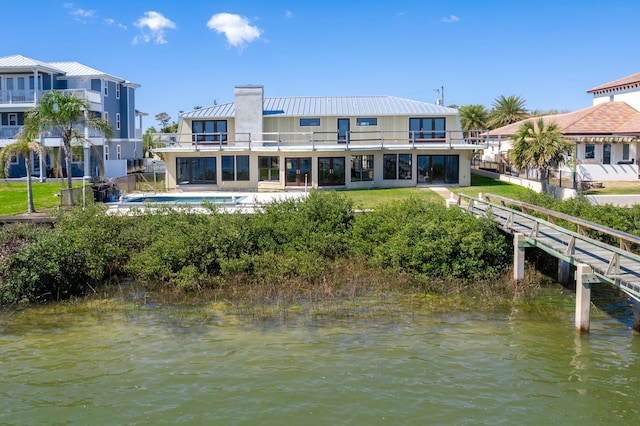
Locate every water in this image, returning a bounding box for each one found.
[1,301,638,425]
[116,194,240,204]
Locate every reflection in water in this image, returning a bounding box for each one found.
[1,304,639,425]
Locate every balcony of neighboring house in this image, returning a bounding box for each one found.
[150,129,487,152]
[0,125,21,141]
[0,88,102,107]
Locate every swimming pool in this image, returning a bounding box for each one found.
[117,194,242,205]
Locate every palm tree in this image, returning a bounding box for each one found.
[458,104,489,131]
[24,91,113,205]
[508,118,572,194]
[0,137,48,213]
[488,95,529,129]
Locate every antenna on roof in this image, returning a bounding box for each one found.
[434,86,444,106]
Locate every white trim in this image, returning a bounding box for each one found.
[8,113,18,126]
[103,79,108,96]
[116,113,121,130]
[116,83,120,99]
[104,145,109,161]
[116,144,121,160]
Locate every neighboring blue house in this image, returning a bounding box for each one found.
[0,54,144,179]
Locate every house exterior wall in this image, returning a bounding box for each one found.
[161,149,472,191]
[593,89,640,111]
[0,55,142,179]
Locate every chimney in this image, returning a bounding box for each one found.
[234,85,264,139]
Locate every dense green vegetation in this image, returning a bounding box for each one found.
[0,191,512,305]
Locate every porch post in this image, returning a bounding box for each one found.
[513,233,525,281]
[633,300,640,334]
[575,264,592,334]
[84,143,91,177]
[558,259,571,285]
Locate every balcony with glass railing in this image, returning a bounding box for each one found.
[0,88,102,106]
[150,129,488,152]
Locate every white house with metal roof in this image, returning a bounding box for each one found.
[152,85,482,191]
[0,54,144,179]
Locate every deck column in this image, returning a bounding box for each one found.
[513,233,525,281]
[575,264,592,334]
[633,300,640,334]
[558,259,571,286]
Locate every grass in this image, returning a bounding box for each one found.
[340,187,443,209]
[450,174,536,200]
[581,181,640,195]
[0,180,76,216]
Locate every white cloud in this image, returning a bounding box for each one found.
[441,15,460,23]
[133,11,176,45]
[65,3,95,20]
[105,18,127,30]
[207,13,262,50]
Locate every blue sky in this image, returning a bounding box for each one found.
[3,0,640,129]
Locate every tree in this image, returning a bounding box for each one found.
[24,91,113,205]
[488,95,529,129]
[458,104,489,131]
[0,136,48,213]
[155,112,171,131]
[508,118,572,194]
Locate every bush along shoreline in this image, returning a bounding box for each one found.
[0,191,515,306]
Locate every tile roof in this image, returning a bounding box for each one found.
[180,96,457,118]
[487,102,640,137]
[587,72,640,93]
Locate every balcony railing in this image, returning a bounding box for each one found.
[150,129,488,151]
[0,89,102,105]
[0,126,21,140]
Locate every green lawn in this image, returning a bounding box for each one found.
[340,187,443,210]
[450,174,535,200]
[0,181,72,216]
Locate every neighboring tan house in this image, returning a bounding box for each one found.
[486,72,640,182]
[0,54,144,179]
[152,85,483,191]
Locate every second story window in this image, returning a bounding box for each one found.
[103,80,108,96]
[300,118,320,126]
[116,113,121,130]
[192,120,228,142]
[104,111,109,124]
[356,118,377,126]
[409,117,446,140]
[8,113,18,126]
[116,83,121,99]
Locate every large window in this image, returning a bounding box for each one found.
[351,155,374,182]
[383,154,412,180]
[192,120,228,142]
[177,157,217,184]
[222,155,250,181]
[585,144,595,159]
[409,117,446,140]
[258,156,279,181]
[623,143,630,161]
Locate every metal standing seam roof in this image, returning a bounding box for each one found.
[180,96,458,119]
[49,61,131,83]
[0,54,66,74]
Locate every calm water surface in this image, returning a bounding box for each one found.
[1,301,638,425]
